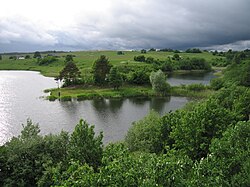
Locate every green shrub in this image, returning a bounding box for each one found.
[187,83,206,91]
[38,56,57,65]
[210,78,224,90]
[125,111,163,153]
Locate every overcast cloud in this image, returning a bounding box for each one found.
[0,0,250,52]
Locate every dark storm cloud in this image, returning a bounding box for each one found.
[1,0,250,52]
[100,0,250,50]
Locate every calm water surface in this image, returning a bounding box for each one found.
[0,71,214,145]
[168,71,216,86]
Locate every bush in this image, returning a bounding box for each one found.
[117,51,124,55]
[38,56,57,65]
[134,55,145,62]
[187,83,206,91]
[125,111,163,153]
[210,78,224,90]
[128,68,151,85]
[145,56,155,63]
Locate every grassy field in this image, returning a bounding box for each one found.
[0,50,222,77]
[48,86,155,101]
[47,84,214,101]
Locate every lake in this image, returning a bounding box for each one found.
[0,71,214,145]
[168,71,216,86]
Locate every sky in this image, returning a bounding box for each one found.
[0,0,250,52]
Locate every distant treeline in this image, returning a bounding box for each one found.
[0,50,69,55]
[134,55,211,71]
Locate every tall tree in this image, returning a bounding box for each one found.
[65,54,74,62]
[68,119,103,170]
[0,54,2,60]
[59,61,81,86]
[108,67,123,89]
[92,55,112,85]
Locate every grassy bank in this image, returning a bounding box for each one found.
[47,84,214,101]
[48,86,155,101]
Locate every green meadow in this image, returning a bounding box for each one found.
[0,50,221,77]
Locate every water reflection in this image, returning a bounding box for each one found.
[0,71,198,145]
[108,99,124,113]
[167,72,216,86]
[59,101,80,117]
[149,97,171,114]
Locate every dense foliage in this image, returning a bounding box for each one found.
[65,54,74,62]
[92,55,112,85]
[150,69,170,94]
[0,119,103,187]
[108,67,123,89]
[59,61,81,86]
[185,48,202,53]
[0,55,249,186]
[37,56,58,65]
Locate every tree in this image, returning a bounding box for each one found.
[189,121,250,186]
[65,54,74,62]
[25,55,31,59]
[134,55,146,62]
[148,48,156,52]
[33,51,41,58]
[59,61,81,86]
[108,67,123,89]
[0,54,2,60]
[141,49,147,53]
[173,54,180,61]
[125,111,163,153]
[92,55,112,85]
[9,56,17,60]
[0,119,70,187]
[186,48,202,53]
[169,99,237,160]
[128,68,150,85]
[68,119,103,169]
[150,69,170,94]
[117,51,124,55]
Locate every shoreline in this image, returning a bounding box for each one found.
[47,85,213,101]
